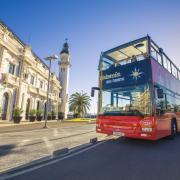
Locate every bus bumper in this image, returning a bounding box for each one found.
[96,127,158,140]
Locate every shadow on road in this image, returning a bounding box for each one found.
[112,133,180,152]
[0,144,16,157]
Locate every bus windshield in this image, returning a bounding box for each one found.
[100,84,152,116]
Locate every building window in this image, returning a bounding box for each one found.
[23,73,28,79]
[40,80,43,89]
[30,75,35,85]
[8,63,15,75]
[16,61,21,77]
[37,101,40,110]
[45,84,47,90]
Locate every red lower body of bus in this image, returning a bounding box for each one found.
[96,115,179,140]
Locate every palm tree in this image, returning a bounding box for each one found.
[69,92,91,118]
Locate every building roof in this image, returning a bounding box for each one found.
[0,19,49,70]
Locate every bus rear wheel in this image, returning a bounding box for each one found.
[169,120,177,140]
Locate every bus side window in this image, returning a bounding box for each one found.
[166,94,176,112]
[176,97,180,112]
[155,88,166,115]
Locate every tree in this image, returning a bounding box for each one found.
[69,92,91,118]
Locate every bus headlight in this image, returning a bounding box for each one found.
[141,128,153,132]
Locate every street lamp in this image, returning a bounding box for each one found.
[43,55,58,128]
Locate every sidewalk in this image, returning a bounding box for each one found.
[0,120,91,134]
[0,119,96,133]
[0,118,96,127]
[0,120,44,127]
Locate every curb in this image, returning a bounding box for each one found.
[53,148,69,157]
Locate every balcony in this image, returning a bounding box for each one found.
[1,73,20,87]
[48,93,57,101]
[38,89,47,97]
[28,85,38,94]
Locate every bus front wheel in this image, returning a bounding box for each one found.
[169,120,177,140]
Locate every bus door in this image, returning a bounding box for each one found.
[155,87,170,136]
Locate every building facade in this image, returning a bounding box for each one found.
[0,21,62,121]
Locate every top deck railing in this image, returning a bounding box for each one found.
[150,38,180,80]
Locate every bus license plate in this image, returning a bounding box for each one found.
[113,131,124,136]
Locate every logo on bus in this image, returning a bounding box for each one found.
[129,67,144,80]
[100,72,121,81]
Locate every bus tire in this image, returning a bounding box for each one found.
[169,120,177,140]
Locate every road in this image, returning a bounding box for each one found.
[0,123,104,172]
[2,134,180,180]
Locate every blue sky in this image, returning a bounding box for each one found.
[1,0,180,112]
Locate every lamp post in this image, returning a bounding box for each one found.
[43,55,58,128]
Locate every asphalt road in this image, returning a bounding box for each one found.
[3,134,180,180]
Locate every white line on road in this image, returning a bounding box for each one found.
[0,141,107,180]
[42,137,54,154]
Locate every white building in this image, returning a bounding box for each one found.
[0,21,70,121]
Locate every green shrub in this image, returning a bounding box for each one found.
[36,110,43,117]
[29,109,36,116]
[58,112,64,120]
[58,112,64,116]
[48,112,51,116]
[13,107,23,117]
[51,111,56,116]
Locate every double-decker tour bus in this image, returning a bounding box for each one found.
[91,35,180,140]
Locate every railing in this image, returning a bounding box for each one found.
[1,73,19,87]
[150,40,180,81]
[28,85,38,94]
[38,88,47,97]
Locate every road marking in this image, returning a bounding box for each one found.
[42,137,54,154]
[1,140,107,180]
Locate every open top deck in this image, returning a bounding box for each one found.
[100,35,180,81]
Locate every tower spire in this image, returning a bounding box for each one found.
[60,38,69,55]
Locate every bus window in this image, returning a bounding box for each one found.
[178,71,180,80]
[176,98,180,112]
[155,88,166,115]
[166,94,176,112]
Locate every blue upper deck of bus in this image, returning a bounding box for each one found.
[100,35,180,81]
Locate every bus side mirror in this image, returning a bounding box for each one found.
[91,87,100,97]
[157,88,164,99]
[91,89,95,97]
